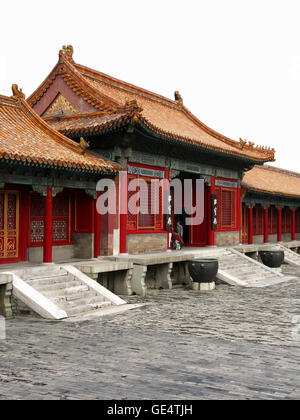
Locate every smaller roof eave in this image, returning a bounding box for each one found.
[47,111,275,165]
[242,165,300,200]
[0,90,122,175]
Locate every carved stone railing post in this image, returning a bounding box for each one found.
[0,277,13,318]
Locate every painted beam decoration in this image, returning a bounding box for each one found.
[128,165,165,179]
[211,194,218,230]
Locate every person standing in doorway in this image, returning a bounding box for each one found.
[171,220,184,249]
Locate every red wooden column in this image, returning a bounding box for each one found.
[292,207,296,241]
[94,191,101,258]
[20,191,30,261]
[277,206,282,242]
[208,175,216,246]
[248,203,253,245]
[264,204,269,243]
[43,186,53,263]
[165,168,170,250]
[119,171,128,254]
[237,186,242,243]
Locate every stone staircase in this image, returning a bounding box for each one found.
[216,248,297,287]
[6,265,126,320]
[274,244,300,267]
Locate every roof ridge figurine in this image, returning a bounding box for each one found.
[59,45,74,63]
[79,137,90,154]
[11,84,26,100]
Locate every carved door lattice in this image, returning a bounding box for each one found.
[0,191,19,259]
[30,193,70,243]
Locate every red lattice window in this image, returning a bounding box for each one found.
[30,194,45,244]
[30,192,70,244]
[296,209,300,233]
[253,205,264,235]
[216,187,236,229]
[0,193,4,230]
[282,207,292,234]
[53,195,70,242]
[268,206,278,235]
[138,179,155,228]
[127,183,138,231]
[127,175,165,232]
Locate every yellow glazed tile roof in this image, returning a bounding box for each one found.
[0,87,121,174]
[242,165,300,198]
[27,46,276,163]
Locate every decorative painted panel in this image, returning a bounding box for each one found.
[215,180,238,189]
[128,165,165,179]
[42,93,79,117]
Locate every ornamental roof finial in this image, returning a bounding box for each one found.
[79,137,90,155]
[11,84,26,100]
[174,91,183,107]
[122,99,143,114]
[59,45,74,62]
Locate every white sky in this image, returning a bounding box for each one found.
[1,0,300,172]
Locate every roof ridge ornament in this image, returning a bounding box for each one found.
[121,99,143,114]
[239,137,275,159]
[174,90,183,107]
[11,84,26,100]
[79,137,90,155]
[59,45,74,63]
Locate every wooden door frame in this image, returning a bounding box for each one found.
[0,190,20,262]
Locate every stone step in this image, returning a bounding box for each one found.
[239,272,276,282]
[220,256,249,262]
[58,295,108,309]
[52,289,98,304]
[42,285,89,298]
[221,255,247,260]
[225,265,262,273]
[27,274,70,287]
[12,263,123,320]
[229,271,269,280]
[20,266,65,280]
[33,279,83,292]
[229,265,275,275]
[248,275,279,284]
[216,250,285,286]
[219,263,250,271]
[66,301,112,316]
[220,255,243,261]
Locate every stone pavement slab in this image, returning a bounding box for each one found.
[0,264,299,400]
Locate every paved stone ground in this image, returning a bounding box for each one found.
[0,265,300,400]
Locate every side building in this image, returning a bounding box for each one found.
[0,87,121,265]
[27,45,275,255]
[241,165,300,244]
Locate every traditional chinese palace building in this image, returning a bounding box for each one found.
[241,165,300,245]
[22,45,276,258]
[0,87,120,264]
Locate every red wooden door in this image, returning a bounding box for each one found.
[0,191,19,261]
[190,182,208,247]
[241,204,248,244]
